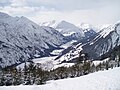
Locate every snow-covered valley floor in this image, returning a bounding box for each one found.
[0,67,120,90]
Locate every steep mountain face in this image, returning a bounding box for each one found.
[40,20,85,40]
[0,12,66,68]
[82,22,120,59]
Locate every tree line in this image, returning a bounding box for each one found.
[0,48,120,86]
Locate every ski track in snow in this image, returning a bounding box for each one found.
[0,67,120,90]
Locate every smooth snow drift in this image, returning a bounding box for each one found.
[0,67,120,90]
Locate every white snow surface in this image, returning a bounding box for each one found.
[32,56,75,70]
[33,56,56,64]
[51,49,64,56]
[99,25,115,38]
[53,63,74,69]
[1,67,120,90]
[60,40,77,49]
[93,58,109,66]
[16,62,31,69]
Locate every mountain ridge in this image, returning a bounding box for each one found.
[0,12,67,68]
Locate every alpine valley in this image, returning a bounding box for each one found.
[0,12,120,70]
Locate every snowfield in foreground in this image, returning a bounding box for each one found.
[1,67,120,90]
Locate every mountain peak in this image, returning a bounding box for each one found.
[56,20,78,29]
[0,12,11,19]
[40,20,62,28]
[60,20,69,24]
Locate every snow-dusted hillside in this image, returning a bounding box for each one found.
[0,12,66,68]
[1,67,120,90]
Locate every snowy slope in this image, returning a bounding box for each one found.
[1,67,120,90]
[0,12,66,68]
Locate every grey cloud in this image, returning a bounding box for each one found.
[25,0,101,10]
[0,0,120,11]
[0,0,11,7]
[25,0,120,11]
[0,0,119,25]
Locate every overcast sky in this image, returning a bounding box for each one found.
[0,0,120,25]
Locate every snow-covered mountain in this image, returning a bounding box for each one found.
[82,22,120,59]
[40,20,85,40]
[54,21,120,62]
[52,24,97,63]
[0,12,67,68]
[55,21,84,36]
[1,11,119,68]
